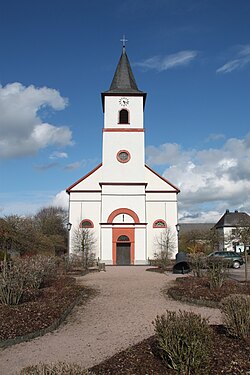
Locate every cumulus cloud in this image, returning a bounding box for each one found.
[216,44,250,73]
[0,82,72,159]
[135,50,198,72]
[146,134,250,222]
[52,190,69,209]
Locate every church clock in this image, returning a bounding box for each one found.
[119,97,129,106]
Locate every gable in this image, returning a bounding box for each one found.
[144,164,180,192]
[66,163,103,193]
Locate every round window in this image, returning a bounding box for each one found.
[117,150,130,163]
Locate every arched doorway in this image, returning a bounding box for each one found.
[116,235,131,265]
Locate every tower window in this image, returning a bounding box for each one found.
[119,109,129,124]
[80,219,94,228]
[153,219,167,228]
[117,150,131,163]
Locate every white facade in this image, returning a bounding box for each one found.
[67,48,179,265]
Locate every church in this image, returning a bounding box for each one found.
[66,44,180,265]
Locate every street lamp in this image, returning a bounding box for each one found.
[175,223,180,252]
[66,222,72,231]
[66,223,72,254]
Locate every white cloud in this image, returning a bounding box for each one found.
[216,44,250,73]
[0,82,72,159]
[52,190,69,209]
[49,151,68,159]
[135,50,198,72]
[146,134,250,222]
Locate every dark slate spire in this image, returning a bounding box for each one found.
[107,47,142,94]
[102,46,147,110]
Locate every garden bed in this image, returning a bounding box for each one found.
[90,325,250,374]
[167,276,250,306]
[0,276,94,346]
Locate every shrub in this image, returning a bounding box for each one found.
[19,361,88,374]
[0,255,59,305]
[153,310,212,375]
[220,294,250,340]
[188,253,206,277]
[206,257,229,289]
[0,260,25,305]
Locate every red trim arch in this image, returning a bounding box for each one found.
[107,208,140,224]
[153,219,167,228]
[79,219,94,228]
[112,228,135,265]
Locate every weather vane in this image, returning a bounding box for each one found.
[120,34,128,48]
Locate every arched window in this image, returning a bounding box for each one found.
[153,219,167,228]
[117,235,130,241]
[119,109,129,124]
[80,219,94,228]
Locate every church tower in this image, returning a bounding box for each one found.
[67,44,179,265]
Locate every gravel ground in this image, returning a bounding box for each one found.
[0,266,222,375]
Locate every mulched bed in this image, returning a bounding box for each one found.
[168,276,250,305]
[0,276,93,342]
[90,325,250,374]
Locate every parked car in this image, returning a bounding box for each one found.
[207,251,244,269]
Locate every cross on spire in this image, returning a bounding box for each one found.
[120,34,128,49]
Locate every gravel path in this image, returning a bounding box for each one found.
[0,266,221,374]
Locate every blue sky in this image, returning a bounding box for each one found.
[0,0,250,222]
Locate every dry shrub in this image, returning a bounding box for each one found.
[220,294,250,340]
[0,261,25,305]
[188,253,206,277]
[207,257,229,289]
[19,361,88,374]
[153,310,212,375]
[0,255,58,305]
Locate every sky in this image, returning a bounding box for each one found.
[0,0,250,223]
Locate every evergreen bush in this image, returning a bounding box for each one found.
[153,310,212,375]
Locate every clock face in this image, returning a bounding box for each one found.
[119,97,129,106]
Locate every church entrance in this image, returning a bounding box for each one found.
[116,241,131,265]
[112,228,134,265]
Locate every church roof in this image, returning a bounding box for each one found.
[214,210,250,229]
[105,47,143,94]
[102,47,147,110]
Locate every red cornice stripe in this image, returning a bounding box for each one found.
[145,164,180,193]
[103,128,144,132]
[100,182,147,186]
[100,223,148,226]
[69,190,101,193]
[66,163,102,193]
[146,190,178,193]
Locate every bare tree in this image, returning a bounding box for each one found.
[72,227,96,269]
[154,227,176,269]
[230,225,250,282]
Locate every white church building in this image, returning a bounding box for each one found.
[66,45,180,265]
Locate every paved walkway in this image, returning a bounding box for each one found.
[0,267,221,374]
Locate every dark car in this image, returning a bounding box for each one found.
[207,251,244,269]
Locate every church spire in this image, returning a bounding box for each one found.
[105,38,142,94]
[101,40,147,110]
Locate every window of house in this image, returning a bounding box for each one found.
[119,109,129,124]
[153,219,167,228]
[80,219,94,228]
